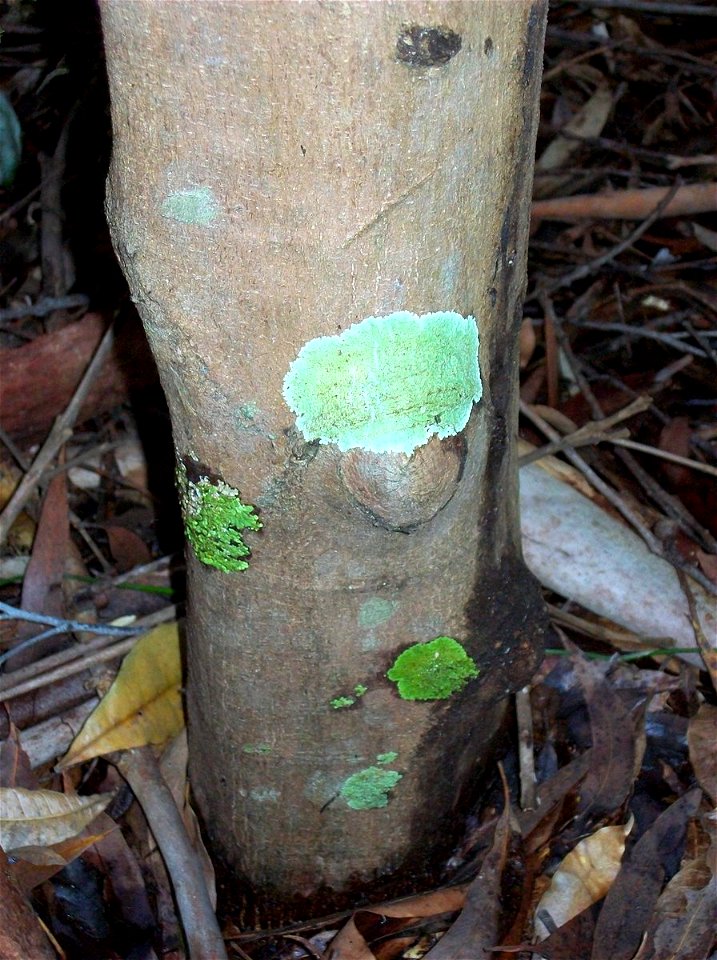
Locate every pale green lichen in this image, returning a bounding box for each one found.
[242,743,273,755]
[387,636,479,700]
[161,187,219,227]
[283,311,481,455]
[340,766,402,810]
[375,751,398,765]
[161,186,219,226]
[176,462,261,572]
[354,683,368,697]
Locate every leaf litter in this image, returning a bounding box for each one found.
[0,0,716,958]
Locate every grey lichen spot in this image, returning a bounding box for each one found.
[304,770,345,808]
[396,25,462,67]
[249,787,280,803]
[161,186,219,226]
[359,597,398,629]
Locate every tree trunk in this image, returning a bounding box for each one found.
[100,0,548,923]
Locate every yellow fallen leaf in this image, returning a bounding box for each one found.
[57,621,184,769]
[534,818,633,940]
[0,787,110,853]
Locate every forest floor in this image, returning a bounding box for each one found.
[0,2,715,959]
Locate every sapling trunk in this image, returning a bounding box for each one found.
[100,0,548,923]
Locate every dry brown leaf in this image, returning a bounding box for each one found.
[534,819,633,940]
[519,318,537,369]
[11,825,119,896]
[0,787,111,853]
[687,704,717,806]
[0,723,35,790]
[422,803,511,960]
[324,887,467,960]
[57,621,183,770]
[569,649,644,829]
[591,789,703,960]
[20,470,70,624]
[534,83,614,197]
[641,839,717,960]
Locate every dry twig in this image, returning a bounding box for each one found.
[0,317,118,544]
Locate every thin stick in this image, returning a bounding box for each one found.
[676,570,717,691]
[116,747,227,960]
[0,625,140,689]
[0,637,136,703]
[0,294,89,322]
[607,438,717,479]
[0,318,117,545]
[540,293,717,554]
[515,687,536,811]
[0,607,176,703]
[566,320,707,358]
[547,181,681,293]
[0,600,144,668]
[573,0,717,17]
[518,395,652,466]
[0,424,30,471]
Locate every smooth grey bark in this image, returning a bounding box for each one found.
[101,0,548,923]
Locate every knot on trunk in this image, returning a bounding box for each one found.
[339,435,465,531]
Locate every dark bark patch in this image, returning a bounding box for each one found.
[522,1,548,88]
[180,454,217,485]
[395,25,462,67]
[484,36,494,56]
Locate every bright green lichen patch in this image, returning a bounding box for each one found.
[176,462,261,572]
[387,636,479,700]
[161,186,219,226]
[330,696,355,710]
[375,751,398,765]
[283,311,481,455]
[330,684,368,709]
[340,766,402,810]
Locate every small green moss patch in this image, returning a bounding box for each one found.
[340,766,402,810]
[375,751,398,765]
[176,461,261,572]
[387,636,479,700]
